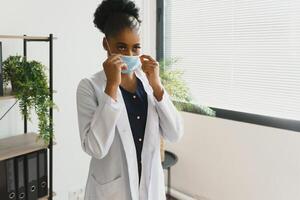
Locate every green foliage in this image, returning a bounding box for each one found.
[159,58,192,103]
[2,55,56,145]
[159,57,216,117]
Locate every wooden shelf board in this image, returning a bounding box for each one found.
[0,88,15,100]
[0,35,57,40]
[0,90,57,101]
[0,132,53,161]
[38,191,56,200]
[0,95,15,100]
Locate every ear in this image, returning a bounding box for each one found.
[102,37,108,51]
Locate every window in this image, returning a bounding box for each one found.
[157,0,300,132]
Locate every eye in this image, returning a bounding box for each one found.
[133,46,141,52]
[117,46,127,51]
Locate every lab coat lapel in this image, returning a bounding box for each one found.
[135,70,158,199]
[101,69,157,200]
[115,88,140,200]
[101,71,140,199]
[135,70,157,150]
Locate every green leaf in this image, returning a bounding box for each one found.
[2,55,58,145]
[159,57,216,116]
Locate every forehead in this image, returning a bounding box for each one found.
[111,28,141,45]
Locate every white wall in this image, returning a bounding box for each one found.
[2,1,299,200]
[0,0,156,199]
[166,112,300,200]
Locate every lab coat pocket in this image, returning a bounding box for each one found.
[90,173,123,199]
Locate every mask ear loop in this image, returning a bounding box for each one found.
[105,36,129,70]
[104,37,112,56]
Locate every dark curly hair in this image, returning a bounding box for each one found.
[93,0,142,37]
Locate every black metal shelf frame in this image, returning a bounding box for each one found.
[0,34,55,200]
[23,34,54,200]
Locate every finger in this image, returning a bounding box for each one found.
[108,54,122,62]
[115,61,128,70]
[140,55,157,62]
[110,56,122,63]
[141,64,146,71]
[142,66,153,72]
[141,68,150,75]
[104,37,112,56]
[143,63,159,70]
[147,62,159,67]
[113,60,126,67]
[142,65,156,73]
[140,54,155,61]
[140,59,158,67]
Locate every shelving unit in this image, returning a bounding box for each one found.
[0,34,56,200]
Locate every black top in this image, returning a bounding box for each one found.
[119,77,148,183]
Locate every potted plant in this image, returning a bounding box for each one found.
[2,55,57,145]
[159,57,216,161]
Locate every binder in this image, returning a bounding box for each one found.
[0,158,17,200]
[37,149,48,198]
[25,152,38,200]
[0,41,3,96]
[15,156,26,200]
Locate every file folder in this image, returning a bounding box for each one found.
[15,156,26,200]
[37,149,48,198]
[0,158,17,200]
[25,152,38,200]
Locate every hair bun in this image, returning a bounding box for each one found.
[94,0,141,34]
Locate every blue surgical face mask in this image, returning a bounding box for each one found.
[120,55,141,74]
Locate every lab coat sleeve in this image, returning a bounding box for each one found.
[154,87,184,143]
[76,78,122,159]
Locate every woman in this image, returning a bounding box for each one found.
[76,0,183,199]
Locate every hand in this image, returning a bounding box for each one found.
[140,55,164,101]
[103,54,127,100]
[140,55,161,87]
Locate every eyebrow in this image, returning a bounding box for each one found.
[116,42,141,46]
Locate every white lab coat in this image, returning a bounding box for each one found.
[76,68,184,200]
